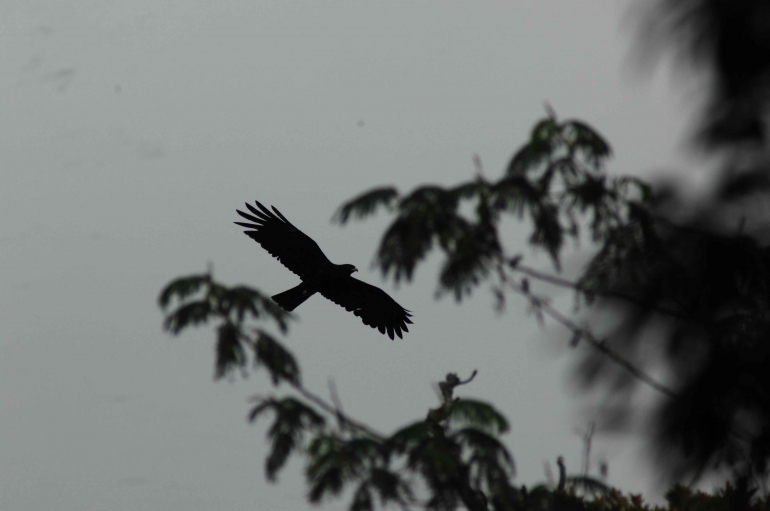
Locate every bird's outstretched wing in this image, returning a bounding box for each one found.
[235,201,332,279]
[319,277,412,340]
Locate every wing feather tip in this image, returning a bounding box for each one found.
[255,201,275,218]
[244,203,269,220]
[234,221,259,229]
[236,209,265,224]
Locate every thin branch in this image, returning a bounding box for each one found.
[512,263,702,325]
[289,379,385,440]
[507,278,679,400]
[328,377,347,432]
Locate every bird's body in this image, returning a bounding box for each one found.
[235,201,412,339]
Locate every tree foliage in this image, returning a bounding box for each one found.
[336,115,648,303]
[157,2,770,501]
[333,99,770,485]
[159,272,519,510]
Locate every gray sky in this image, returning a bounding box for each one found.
[1,2,699,510]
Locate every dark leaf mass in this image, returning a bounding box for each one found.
[235,200,412,339]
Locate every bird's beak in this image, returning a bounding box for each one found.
[353,267,358,272]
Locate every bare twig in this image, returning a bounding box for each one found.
[512,263,700,325]
[289,379,385,439]
[328,378,346,431]
[509,277,679,400]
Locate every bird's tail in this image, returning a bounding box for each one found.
[271,283,315,312]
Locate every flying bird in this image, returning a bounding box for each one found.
[235,201,412,339]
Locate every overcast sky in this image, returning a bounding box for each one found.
[1,2,702,510]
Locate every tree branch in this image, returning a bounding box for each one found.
[289,378,385,440]
[511,262,702,326]
[503,274,679,400]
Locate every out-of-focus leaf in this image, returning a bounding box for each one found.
[506,118,560,176]
[490,176,542,217]
[566,174,610,212]
[158,274,209,309]
[406,434,464,510]
[438,222,502,301]
[334,187,399,224]
[213,285,292,333]
[306,435,387,505]
[350,483,373,511]
[386,422,430,455]
[375,185,464,282]
[254,330,300,385]
[249,398,325,481]
[368,468,414,507]
[376,215,435,283]
[266,433,295,482]
[446,400,509,435]
[529,204,564,267]
[618,176,654,204]
[453,427,515,476]
[450,180,488,201]
[162,300,211,334]
[215,322,246,379]
[400,185,459,213]
[228,286,292,332]
[160,276,292,335]
[563,120,612,167]
[306,435,346,503]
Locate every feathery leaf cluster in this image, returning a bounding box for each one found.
[159,272,295,380]
[336,114,645,301]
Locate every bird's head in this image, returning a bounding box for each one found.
[340,264,358,275]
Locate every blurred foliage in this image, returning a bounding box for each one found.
[157,270,770,509]
[641,0,770,149]
[159,271,295,380]
[159,278,520,509]
[336,103,770,486]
